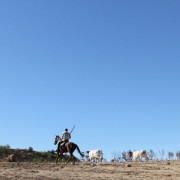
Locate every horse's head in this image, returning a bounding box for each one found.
[54,135,61,145]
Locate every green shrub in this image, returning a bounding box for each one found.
[28,147,33,152]
[0,145,11,154]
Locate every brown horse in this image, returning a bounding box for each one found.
[54,135,84,164]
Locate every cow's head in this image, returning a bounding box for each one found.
[128,150,133,157]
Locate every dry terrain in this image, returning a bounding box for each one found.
[0,160,180,180]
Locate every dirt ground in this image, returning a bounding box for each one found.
[0,160,180,180]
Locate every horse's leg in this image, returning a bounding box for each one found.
[64,144,71,164]
[71,155,76,164]
[56,152,62,164]
[64,143,77,165]
[65,154,72,164]
[65,153,77,165]
[56,152,60,164]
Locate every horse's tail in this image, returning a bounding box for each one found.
[76,144,84,157]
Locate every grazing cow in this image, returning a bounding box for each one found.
[88,149,103,162]
[128,150,148,161]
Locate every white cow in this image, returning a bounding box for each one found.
[128,150,148,161]
[88,149,103,162]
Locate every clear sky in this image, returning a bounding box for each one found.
[0,0,180,161]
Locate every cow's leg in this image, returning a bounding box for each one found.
[145,155,149,161]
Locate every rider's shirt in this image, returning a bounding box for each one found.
[62,131,71,141]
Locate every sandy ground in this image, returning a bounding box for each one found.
[0,161,180,180]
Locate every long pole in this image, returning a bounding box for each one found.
[70,125,75,135]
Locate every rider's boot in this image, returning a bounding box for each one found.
[60,145,64,151]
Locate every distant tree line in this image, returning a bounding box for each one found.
[1,145,180,163]
[0,144,76,163]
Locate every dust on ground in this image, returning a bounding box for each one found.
[0,160,180,180]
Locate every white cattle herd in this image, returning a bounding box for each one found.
[81,149,148,162]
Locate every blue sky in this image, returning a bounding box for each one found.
[0,0,180,161]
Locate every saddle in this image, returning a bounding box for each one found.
[60,140,68,150]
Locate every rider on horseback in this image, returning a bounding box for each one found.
[62,128,71,144]
[57,128,71,151]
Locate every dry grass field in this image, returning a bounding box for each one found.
[0,160,180,180]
